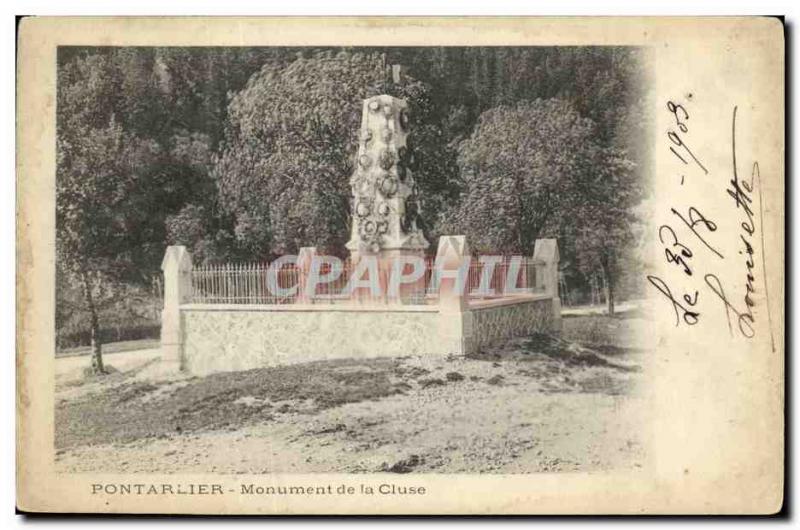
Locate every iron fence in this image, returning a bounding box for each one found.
[189,256,547,305]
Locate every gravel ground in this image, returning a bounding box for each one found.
[55,316,647,474]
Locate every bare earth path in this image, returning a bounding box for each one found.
[55,315,648,474]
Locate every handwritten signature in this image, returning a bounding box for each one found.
[703,106,772,344]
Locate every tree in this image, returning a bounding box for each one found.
[570,148,642,315]
[213,50,459,257]
[57,51,168,371]
[165,203,240,265]
[56,47,281,358]
[56,113,161,372]
[452,99,597,255]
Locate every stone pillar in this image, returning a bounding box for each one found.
[297,246,317,303]
[161,245,193,370]
[345,95,429,304]
[434,235,472,355]
[533,239,561,333]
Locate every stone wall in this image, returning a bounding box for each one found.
[178,296,556,375]
[162,232,562,376]
[181,305,441,376]
[466,297,554,353]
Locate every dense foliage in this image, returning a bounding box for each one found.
[205,51,459,258]
[451,99,597,254]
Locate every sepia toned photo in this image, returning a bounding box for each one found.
[53,44,651,476]
[17,17,784,514]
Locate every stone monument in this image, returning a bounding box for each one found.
[345,95,429,302]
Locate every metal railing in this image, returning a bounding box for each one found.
[189,257,547,306]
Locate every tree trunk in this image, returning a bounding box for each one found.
[601,259,615,317]
[81,269,105,374]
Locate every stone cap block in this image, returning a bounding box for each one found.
[161,245,193,272]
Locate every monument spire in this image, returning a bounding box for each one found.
[345,94,429,256]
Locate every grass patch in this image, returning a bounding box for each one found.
[520,335,638,372]
[561,314,642,352]
[561,315,619,345]
[56,357,404,450]
[418,378,446,389]
[486,375,505,386]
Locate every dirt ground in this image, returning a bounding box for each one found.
[55,313,648,474]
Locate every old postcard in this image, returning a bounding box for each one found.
[16,16,784,514]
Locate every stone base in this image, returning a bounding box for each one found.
[160,342,183,371]
[177,294,556,376]
[347,248,428,304]
[157,358,183,374]
[551,298,563,334]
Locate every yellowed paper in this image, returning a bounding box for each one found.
[17,16,784,514]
